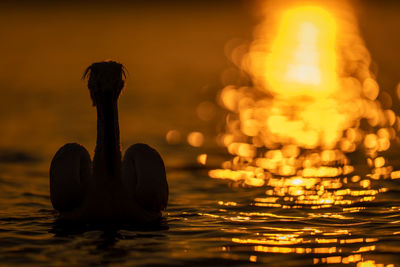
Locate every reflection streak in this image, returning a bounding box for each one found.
[207,0,400,265]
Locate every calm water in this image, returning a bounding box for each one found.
[1,125,400,266]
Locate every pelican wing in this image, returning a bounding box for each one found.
[122,143,168,212]
[50,143,91,212]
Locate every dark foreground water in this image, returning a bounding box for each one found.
[1,143,400,266]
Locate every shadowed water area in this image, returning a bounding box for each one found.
[1,1,400,266]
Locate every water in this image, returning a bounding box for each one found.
[1,131,400,266]
[2,54,400,267]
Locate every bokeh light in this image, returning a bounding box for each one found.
[212,1,398,179]
[208,3,400,264]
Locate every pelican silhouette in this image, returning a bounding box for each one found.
[50,61,168,223]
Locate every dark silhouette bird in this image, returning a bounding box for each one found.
[50,61,168,223]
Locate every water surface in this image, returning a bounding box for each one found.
[1,135,400,266]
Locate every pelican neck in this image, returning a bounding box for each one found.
[93,93,121,180]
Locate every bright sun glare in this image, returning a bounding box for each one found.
[208,2,399,264]
[265,6,337,97]
[253,6,344,149]
[212,1,397,180]
[217,3,396,153]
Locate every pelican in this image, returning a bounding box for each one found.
[50,61,168,223]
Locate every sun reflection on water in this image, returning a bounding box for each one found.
[208,1,400,265]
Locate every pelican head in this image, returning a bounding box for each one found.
[83,60,126,106]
